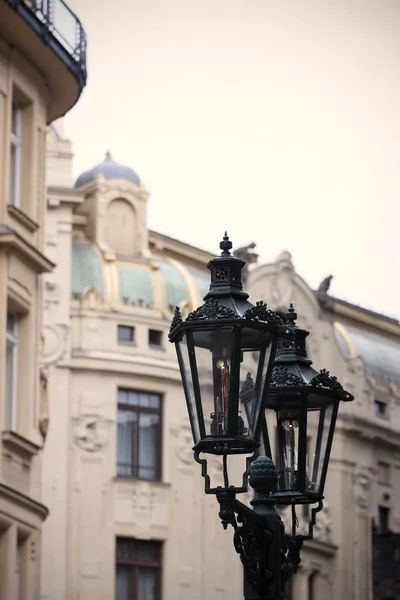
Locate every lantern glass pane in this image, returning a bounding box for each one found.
[178,334,201,444]
[306,395,335,494]
[238,345,273,442]
[276,407,301,491]
[191,328,235,437]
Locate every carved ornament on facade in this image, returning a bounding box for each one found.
[270,251,295,311]
[312,501,333,543]
[44,279,60,310]
[42,323,71,365]
[353,468,372,510]
[72,415,111,452]
[39,365,50,441]
[170,424,196,468]
[81,286,103,308]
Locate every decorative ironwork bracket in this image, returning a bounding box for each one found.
[215,491,304,597]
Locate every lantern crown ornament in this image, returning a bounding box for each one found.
[169,233,291,467]
[265,304,354,509]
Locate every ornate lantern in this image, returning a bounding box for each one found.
[168,234,290,482]
[264,305,354,506]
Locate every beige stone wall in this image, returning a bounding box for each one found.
[40,126,400,600]
[0,4,86,598]
[0,32,50,600]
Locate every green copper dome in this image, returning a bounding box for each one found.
[118,265,153,308]
[71,242,104,300]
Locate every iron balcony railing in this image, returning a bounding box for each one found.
[5,0,87,89]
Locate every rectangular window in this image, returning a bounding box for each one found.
[378,506,390,533]
[117,389,162,480]
[118,325,135,344]
[116,538,161,600]
[9,102,22,207]
[4,311,18,430]
[149,329,163,349]
[15,541,22,600]
[378,461,390,486]
[374,400,388,419]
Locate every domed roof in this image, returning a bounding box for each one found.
[75,152,140,188]
[334,322,400,385]
[70,240,210,312]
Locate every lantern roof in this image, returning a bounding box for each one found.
[269,304,354,401]
[169,234,286,341]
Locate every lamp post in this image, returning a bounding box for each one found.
[169,234,354,600]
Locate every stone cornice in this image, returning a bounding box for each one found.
[0,226,54,273]
[47,186,84,207]
[0,483,48,521]
[331,298,400,338]
[70,352,181,381]
[304,538,338,556]
[338,413,400,449]
[149,230,213,268]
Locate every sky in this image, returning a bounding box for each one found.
[64,0,400,319]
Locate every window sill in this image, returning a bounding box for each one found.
[118,341,137,347]
[149,345,165,351]
[2,430,41,460]
[7,205,39,233]
[114,476,170,487]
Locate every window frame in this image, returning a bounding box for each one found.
[373,399,388,420]
[5,311,18,431]
[377,460,391,486]
[378,505,390,533]
[116,537,162,600]
[117,325,136,345]
[148,329,164,349]
[9,102,22,208]
[117,389,162,481]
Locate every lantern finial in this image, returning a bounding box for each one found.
[249,456,278,504]
[219,232,233,256]
[286,303,297,326]
[204,235,249,302]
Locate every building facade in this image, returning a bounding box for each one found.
[41,127,400,600]
[0,1,86,599]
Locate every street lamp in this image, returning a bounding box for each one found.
[169,235,354,600]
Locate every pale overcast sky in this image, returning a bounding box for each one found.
[64,0,400,319]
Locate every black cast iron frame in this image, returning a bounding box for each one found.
[194,448,324,599]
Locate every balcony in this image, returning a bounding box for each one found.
[1,0,87,121]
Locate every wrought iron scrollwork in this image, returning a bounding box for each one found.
[233,509,274,597]
[309,368,344,391]
[186,299,237,321]
[169,306,182,335]
[270,365,304,387]
[243,301,284,326]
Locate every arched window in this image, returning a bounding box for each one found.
[105,198,136,256]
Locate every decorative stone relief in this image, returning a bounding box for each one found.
[353,468,372,510]
[30,538,37,562]
[114,483,168,526]
[39,366,50,441]
[81,286,103,308]
[42,324,70,364]
[170,424,195,471]
[313,501,332,543]
[72,415,112,452]
[270,251,295,311]
[44,280,59,310]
